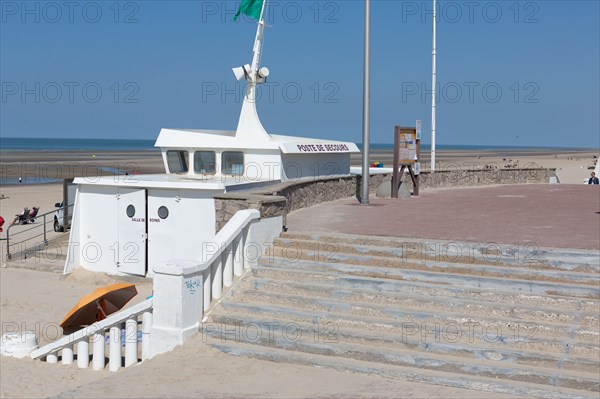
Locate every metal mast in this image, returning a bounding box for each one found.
[361,0,371,204]
[431,0,437,172]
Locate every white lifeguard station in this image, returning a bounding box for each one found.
[64,14,359,278]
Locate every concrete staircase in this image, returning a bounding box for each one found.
[203,232,600,398]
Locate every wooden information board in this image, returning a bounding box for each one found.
[398,130,418,164]
[392,126,420,198]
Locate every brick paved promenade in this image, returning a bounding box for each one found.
[287,184,600,250]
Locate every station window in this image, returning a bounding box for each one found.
[166,151,189,173]
[194,151,216,175]
[222,151,244,175]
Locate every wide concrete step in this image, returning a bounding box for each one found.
[250,269,599,316]
[207,310,600,376]
[219,291,600,358]
[273,237,600,275]
[244,277,600,331]
[278,232,600,270]
[267,244,599,287]
[203,318,600,394]
[208,339,598,399]
[257,258,600,299]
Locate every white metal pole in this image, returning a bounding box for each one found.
[250,0,268,81]
[431,0,437,172]
[361,0,371,204]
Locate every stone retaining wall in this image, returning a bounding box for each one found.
[214,168,555,231]
[416,168,555,189]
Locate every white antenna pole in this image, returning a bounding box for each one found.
[431,0,437,172]
[250,0,268,83]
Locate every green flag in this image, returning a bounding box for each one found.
[234,0,264,21]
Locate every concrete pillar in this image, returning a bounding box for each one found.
[109,326,121,372]
[62,345,73,365]
[234,235,244,276]
[212,257,222,299]
[150,261,203,358]
[76,340,89,368]
[223,244,234,287]
[203,268,212,312]
[92,333,105,370]
[141,312,152,361]
[124,318,138,367]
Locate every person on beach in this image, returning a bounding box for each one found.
[588,172,599,185]
[11,207,30,225]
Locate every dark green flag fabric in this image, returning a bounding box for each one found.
[234,0,264,21]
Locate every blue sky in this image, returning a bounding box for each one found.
[1,0,599,147]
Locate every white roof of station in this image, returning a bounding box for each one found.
[155,129,360,154]
[73,173,276,190]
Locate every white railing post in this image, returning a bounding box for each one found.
[109,326,121,372]
[244,226,260,269]
[47,353,58,364]
[62,345,73,365]
[223,244,234,287]
[92,332,105,370]
[234,234,244,276]
[203,267,212,312]
[125,318,138,367]
[150,261,203,358]
[77,339,89,368]
[212,257,223,299]
[141,312,152,361]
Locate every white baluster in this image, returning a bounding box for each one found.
[76,339,89,368]
[242,226,253,269]
[141,312,152,361]
[223,245,234,287]
[47,353,58,364]
[92,332,105,370]
[62,344,73,365]
[212,257,222,299]
[203,267,212,312]
[234,234,244,276]
[109,326,121,372]
[124,318,137,367]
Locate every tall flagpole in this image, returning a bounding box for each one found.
[361,0,371,205]
[431,0,437,172]
[250,0,268,81]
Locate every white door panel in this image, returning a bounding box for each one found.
[147,189,216,274]
[116,188,146,276]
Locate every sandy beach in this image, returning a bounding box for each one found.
[0,150,164,185]
[2,147,597,186]
[0,147,598,398]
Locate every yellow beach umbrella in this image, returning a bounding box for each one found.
[60,283,137,332]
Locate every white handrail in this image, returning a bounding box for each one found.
[148,209,260,358]
[154,209,260,276]
[30,298,153,359]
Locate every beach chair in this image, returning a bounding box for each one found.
[14,207,39,225]
[25,207,39,223]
